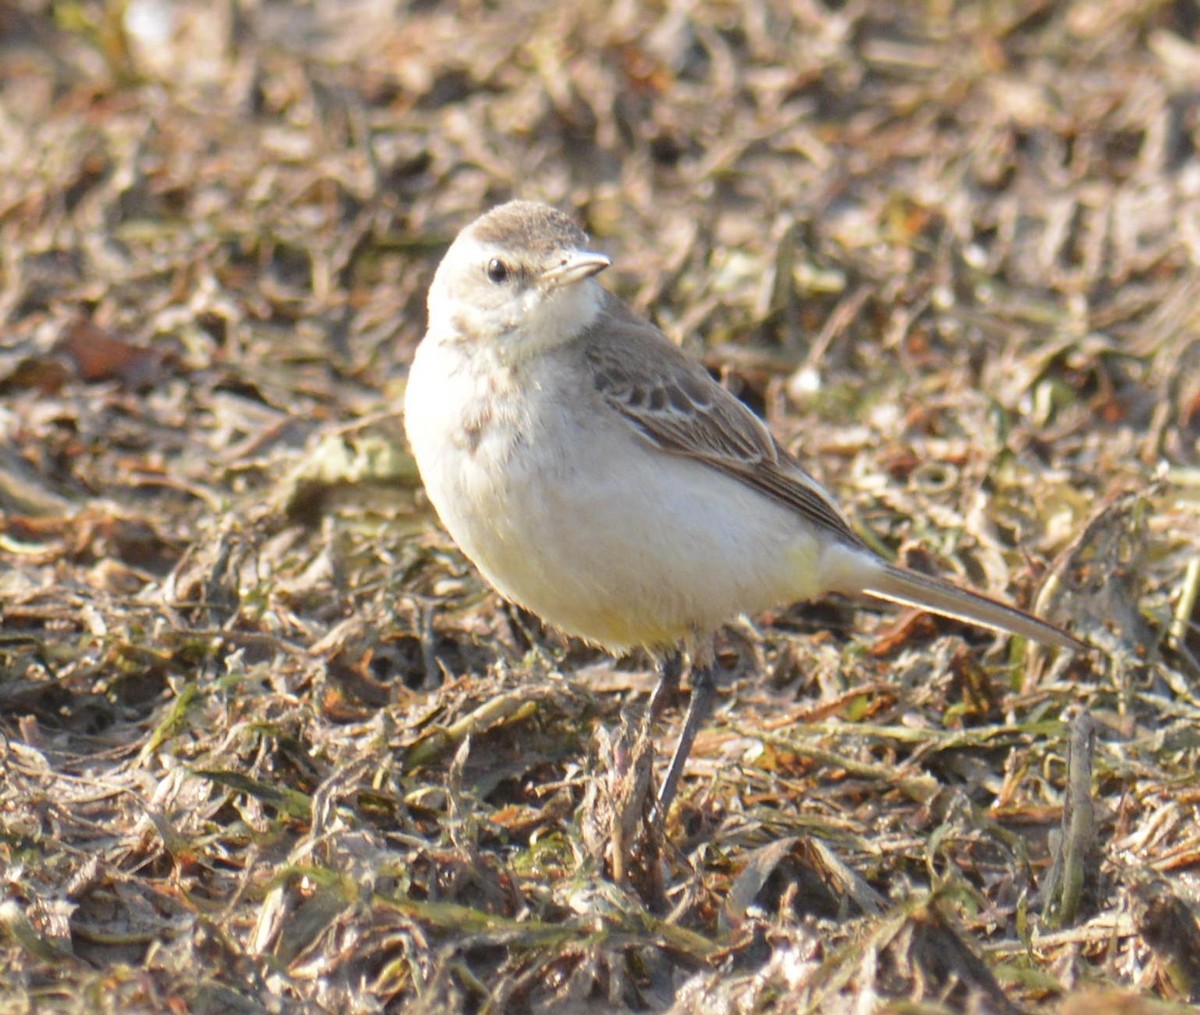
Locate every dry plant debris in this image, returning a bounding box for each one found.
[1,0,1199,1011]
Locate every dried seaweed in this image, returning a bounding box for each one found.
[2,0,1198,1011]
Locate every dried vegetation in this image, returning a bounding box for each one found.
[1,0,1199,1011]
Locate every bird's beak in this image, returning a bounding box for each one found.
[539,250,611,289]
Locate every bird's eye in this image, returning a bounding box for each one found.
[485,258,510,284]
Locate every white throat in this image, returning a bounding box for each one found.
[512,277,604,357]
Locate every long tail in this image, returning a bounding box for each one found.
[857,561,1086,652]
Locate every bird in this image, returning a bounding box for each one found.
[404,199,1086,816]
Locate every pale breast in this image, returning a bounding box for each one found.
[406,337,835,651]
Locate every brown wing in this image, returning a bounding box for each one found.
[582,304,866,548]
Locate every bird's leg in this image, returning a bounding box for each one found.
[603,653,684,882]
[654,661,716,818]
[648,650,684,720]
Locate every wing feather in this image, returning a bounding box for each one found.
[582,305,865,548]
